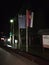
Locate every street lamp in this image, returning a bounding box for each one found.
[10,19,14,48]
[10,19,14,23]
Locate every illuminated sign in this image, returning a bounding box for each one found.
[42,35,49,48]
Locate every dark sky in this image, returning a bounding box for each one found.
[0,0,23,33]
[0,0,49,34]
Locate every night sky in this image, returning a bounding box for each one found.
[0,0,49,34]
[0,0,23,33]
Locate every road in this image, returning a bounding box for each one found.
[0,47,38,65]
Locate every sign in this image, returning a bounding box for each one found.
[10,32,13,36]
[42,35,49,48]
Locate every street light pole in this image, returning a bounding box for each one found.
[10,19,14,48]
[12,20,14,48]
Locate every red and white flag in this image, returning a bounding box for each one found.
[26,10,34,28]
[26,10,31,27]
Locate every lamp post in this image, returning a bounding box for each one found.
[10,19,14,48]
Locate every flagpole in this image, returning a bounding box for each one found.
[26,10,29,52]
[18,15,22,50]
[26,24,28,52]
[18,27,21,49]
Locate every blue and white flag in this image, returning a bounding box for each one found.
[18,15,26,29]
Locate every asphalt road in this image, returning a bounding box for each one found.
[0,47,38,65]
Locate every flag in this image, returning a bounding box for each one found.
[18,15,26,29]
[26,10,31,27]
[26,10,34,28]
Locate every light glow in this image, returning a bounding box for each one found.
[1,38,4,41]
[7,37,11,42]
[7,44,12,47]
[10,19,14,23]
[15,39,18,43]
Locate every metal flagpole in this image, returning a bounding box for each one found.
[26,23,28,52]
[18,15,22,49]
[18,15,20,49]
[26,10,29,52]
[18,27,21,49]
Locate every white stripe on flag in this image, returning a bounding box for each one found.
[30,12,34,28]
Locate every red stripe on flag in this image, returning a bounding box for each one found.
[26,10,31,27]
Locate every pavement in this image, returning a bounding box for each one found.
[0,46,49,65]
[0,47,38,65]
